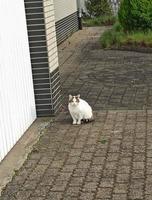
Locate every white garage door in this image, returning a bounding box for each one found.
[0,0,36,162]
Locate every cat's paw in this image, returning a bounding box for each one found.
[72,121,77,125]
[77,121,81,125]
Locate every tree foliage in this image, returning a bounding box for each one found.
[85,0,112,17]
[118,0,152,31]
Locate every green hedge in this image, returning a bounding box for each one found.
[118,0,152,31]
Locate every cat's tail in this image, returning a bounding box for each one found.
[82,115,95,123]
[89,115,95,122]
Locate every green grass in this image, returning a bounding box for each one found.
[83,15,116,27]
[122,32,152,47]
[100,22,152,48]
[100,139,107,144]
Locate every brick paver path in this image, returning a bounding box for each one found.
[1,27,152,200]
[59,28,152,110]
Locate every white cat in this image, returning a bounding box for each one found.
[68,94,93,125]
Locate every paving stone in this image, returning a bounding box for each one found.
[15,190,33,200]
[23,180,38,190]
[10,175,25,186]
[69,177,84,187]
[114,183,128,194]
[133,153,145,162]
[62,164,77,172]
[89,165,103,173]
[131,170,145,179]
[44,168,60,176]
[28,165,48,180]
[51,179,68,192]
[64,186,80,197]
[145,183,152,195]
[1,184,20,197]
[66,157,80,165]
[83,145,96,153]
[63,197,78,200]
[82,182,98,192]
[39,157,54,165]
[103,169,117,178]
[31,186,50,197]
[46,192,63,200]
[0,196,16,200]
[69,149,82,157]
[80,152,93,161]
[73,168,88,177]
[119,157,132,165]
[95,149,107,157]
[39,175,55,186]
[92,157,105,165]
[30,197,45,200]
[106,153,119,161]
[24,159,39,169]
[105,162,117,170]
[145,195,152,200]
[99,178,114,188]
[132,162,145,170]
[79,192,95,200]
[86,177,100,184]
[96,188,112,199]
[116,173,130,183]
[129,188,144,199]
[112,194,127,200]
[130,179,144,189]
[117,165,131,174]
[78,161,91,169]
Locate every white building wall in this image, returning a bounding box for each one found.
[0,0,36,162]
[43,0,59,73]
[54,0,78,22]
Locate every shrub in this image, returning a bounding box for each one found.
[101,15,117,26]
[112,21,123,32]
[118,0,152,31]
[100,22,152,48]
[100,25,125,48]
[85,0,112,17]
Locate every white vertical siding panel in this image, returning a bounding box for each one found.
[54,0,78,22]
[0,0,36,162]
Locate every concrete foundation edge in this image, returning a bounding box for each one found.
[0,117,52,195]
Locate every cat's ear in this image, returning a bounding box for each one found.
[69,94,73,101]
[77,94,80,98]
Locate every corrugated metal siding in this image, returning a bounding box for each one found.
[54,0,78,22]
[53,0,79,45]
[0,0,36,162]
[55,12,79,45]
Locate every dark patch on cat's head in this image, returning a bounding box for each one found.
[75,94,80,102]
[69,94,80,104]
